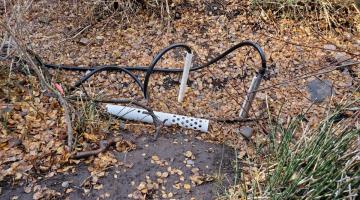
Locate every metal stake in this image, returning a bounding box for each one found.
[239,73,263,119]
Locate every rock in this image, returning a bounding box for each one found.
[8,137,22,148]
[323,44,336,51]
[38,16,50,24]
[95,36,104,44]
[174,12,181,20]
[79,38,90,46]
[237,126,253,139]
[186,160,194,166]
[307,79,334,103]
[334,52,353,65]
[295,46,303,52]
[0,104,13,113]
[344,32,352,41]
[209,101,220,110]
[61,181,69,188]
[24,186,32,193]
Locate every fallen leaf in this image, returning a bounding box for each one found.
[184,183,191,190]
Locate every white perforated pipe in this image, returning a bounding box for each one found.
[106,104,209,132]
[178,53,193,102]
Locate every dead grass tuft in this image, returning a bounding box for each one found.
[66,0,171,39]
[87,0,171,21]
[252,0,359,31]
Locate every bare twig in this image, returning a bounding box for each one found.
[72,138,121,159]
[0,22,75,150]
[210,117,267,123]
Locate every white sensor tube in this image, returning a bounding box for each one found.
[178,53,193,102]
[106,104,209,132]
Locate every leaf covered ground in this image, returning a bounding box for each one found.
[0,0,359,199]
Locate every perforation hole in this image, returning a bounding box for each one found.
[169,116,205,131]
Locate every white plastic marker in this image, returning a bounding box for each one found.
[178,52,193,102]
[239,74,263,119]
[106,104,209,132]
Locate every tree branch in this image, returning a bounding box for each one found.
[72,139,117,159]
[0,22,75,150]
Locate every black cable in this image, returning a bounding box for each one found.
[69,66,145,95]
[43,40,267,99]
[143,43,192,98]
[142,41,266,99]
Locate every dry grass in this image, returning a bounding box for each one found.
[66,0,171,39]
[220,98,359,199]
[252,0,359,31]
[87,0,171,21]
[263,101,359,199]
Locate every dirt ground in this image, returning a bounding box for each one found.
[0,0,359,199]
[1,132,238,199]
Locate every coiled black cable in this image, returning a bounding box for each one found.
[44,40,267,99]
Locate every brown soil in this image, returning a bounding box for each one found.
[1,133,238,199]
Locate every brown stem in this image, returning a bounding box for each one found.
[72,139,117,159]
[0,22,75,149]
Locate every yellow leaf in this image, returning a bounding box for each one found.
[83,132,98,142]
